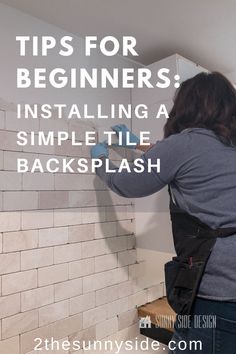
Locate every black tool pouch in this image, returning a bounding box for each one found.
[165,257,206,315]
[165,186,236,316]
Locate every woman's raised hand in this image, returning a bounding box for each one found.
[111,124,140,149]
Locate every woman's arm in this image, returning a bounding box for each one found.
[111,124,154,152]
[91,131,189,199]
[96,155,165,198]
[90,140,161,199]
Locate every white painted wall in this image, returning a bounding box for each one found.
[225,71,236,88]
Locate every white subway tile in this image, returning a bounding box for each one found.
[38,154,65,173]
[22,135,55,154]
[38,264,68,287]
[0,336,20,354]
[118,249,137,266]
[3,230,38,252]
[0,293,20,319]
[93,190,113,206]
[96,317,118,340]
[128,290,147,310]
[93,175,107,190]
[0,150,3,170]
[0,171,22,190]
[3,151,37,171]
[81,239,107,258]
[55,174,96,191]
[0,211,21,232]
[20,323,53,354]
[95,284,119,306]
[127,235,136,249]
[54,208,82,227]
[94,221,116,239]
[0,252,20,274]
[21,248,53,270]
[21,285,54,312]
[22,210,53,230]
[39,191,69,209]
[69,325,96,348]
[82,305,107,329]
[68,224,95,243]
[69,191,96,208]
[69,292,95,316]
[2,309,38,339]
[105,236,128,253]
[39,300,69,327]
[105,205,128,222]
[54,141,84,158]
[0,130,21,152]
[23,172,54,190]
[3,191,38,211]
[0,191,2,211]
[118,281,134,298]
[52,313,83,341]
[39,227,68,247]
[81,207,106,224]
[83,267,128,293]
[69,258,94,279]
[55,278,82,302]
[39,115,68,134]
[68,120,95,140]
[106,297,129,319]
[94,254,117,273]
[2,269,37,295]
[0,110,5,129]
[118,308,138,331]
[54,243,81,264]
[6,111,39,132]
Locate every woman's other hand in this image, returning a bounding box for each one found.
[90,141,109,159]
[111,124,140,149]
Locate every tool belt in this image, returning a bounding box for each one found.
[164,186,236,316]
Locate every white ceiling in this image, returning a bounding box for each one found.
[1,0,236,73]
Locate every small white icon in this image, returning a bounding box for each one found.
[139,316,152,329]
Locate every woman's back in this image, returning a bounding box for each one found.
[94,71,236,353]
[163,127,236,300]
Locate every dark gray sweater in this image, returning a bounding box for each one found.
[96,128,236,301]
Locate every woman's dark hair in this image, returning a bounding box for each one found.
[164,71,236,145]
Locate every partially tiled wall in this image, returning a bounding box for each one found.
[0,4,167,352]
[0,101,165,354]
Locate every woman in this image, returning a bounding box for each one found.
[90,72,236,354]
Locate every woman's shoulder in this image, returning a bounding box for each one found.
[150,127,222,160]
[162,127,221,145]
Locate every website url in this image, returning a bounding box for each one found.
[34,336,203,352]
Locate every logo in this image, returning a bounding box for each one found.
[139,316,152,329]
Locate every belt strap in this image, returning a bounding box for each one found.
[168,185,236,239]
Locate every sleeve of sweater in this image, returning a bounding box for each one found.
[95,132,190,198]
